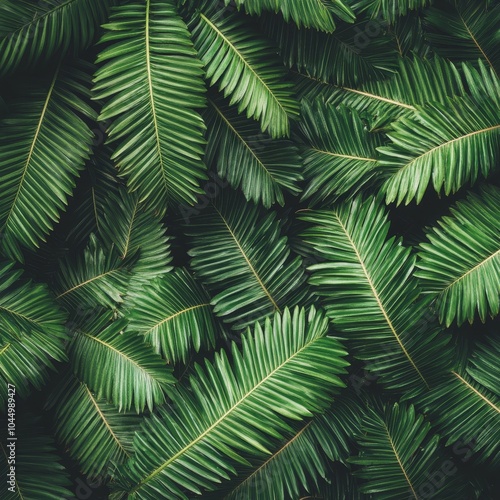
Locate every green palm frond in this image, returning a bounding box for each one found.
[300,196,452,397]
[93,0,207,212]
[69,312,174,412]
[425,0,500,76]
[261,13,396,87]
[0,61,95,261]
[0,0,115,77]
[0,414,71,499]
[0,261,67,406]
[416,186,500,326]
[297,101,382,206]
[190,10,299,138]
[98,187,173,289]
[125,268,218,364]
[185,189,308,329]
[420,337,500,468]
[203,93,302,208]
[66,146,121,248]
[351,0,431,23]
[379,93,500,205]
[221,394,362,499]
[112,307,348,499]
[54,234,132,312]
[47,374,141,477]
[293,55,464,130]
[389,12,431,57]
[232,0,355,32]
[350,402,464,499]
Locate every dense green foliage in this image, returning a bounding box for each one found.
[0,0,499,498]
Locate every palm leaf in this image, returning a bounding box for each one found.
[350,402,464,499]
[66,146,121,248]
[297,101,383,206]
[98,187,173,290]
[203,93,302,208]
[261,13,397,87]
[0,0,115,77]
[0,60,95,261]
[420,337,500,468]
[299,196,452,397]
[379,93,500,205]
[125,268,218,364]
[93,0,207,211]
[69,312,174,412]
[185,189,308,329]
[351,0,432,23]
[0,414,71,499]
[0,261,67,406]
[47,374,142,477]
[111,306,349,499]
[232,0,355,32]
[53,234,132,312]
[416,185,500,326]
[425,0,500,77]
[221,394,363,499]
[293,55,464,130]
[190,9,299,138]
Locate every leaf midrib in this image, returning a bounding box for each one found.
[211,203,281,312]
[144,303,210,335]
[453,371,500,414]
[333,211,429,389]
[382,421,418,499]
[131,333,322,492]
[200,14,287,116]
[84,384,130,457]
[209,99,279,184]
[2,64,60,233]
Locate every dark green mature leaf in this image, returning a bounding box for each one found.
[379,93,500,205]
[98,187,172,290]
[204,94,302,208]
[300,196,452,397]
[351,0,432,24]
[47,374,141,478]
[126,268,218,364]
[425,0,500,76]
[112,307,349,499]
[233,0,355,32]
[190,10,299,138]
[94,0,207,212]
[54,234,132,312]
[221,394,363,499]
[0,261,67,406]
[0,0,115,77]
[297,101,382,206]
[416,186,500,326]
[185,189,308,329]
[0,61,95,261]
[69,312,174,412]
[351,403,462,500]
[0,415,71,499]
[66,146,121,248]
[261,13,396,87]
[420,344,500,469]
[294,55,464,130]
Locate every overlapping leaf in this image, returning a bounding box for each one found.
[94,0,207,211]
[300,196,452,397]
[112,307,348,499]
[416,186,500,326]
[0,61,95,261]
[204,94,302,208]
[69,312,174,412]
[185,189,308,329]
[190,10,299,138]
